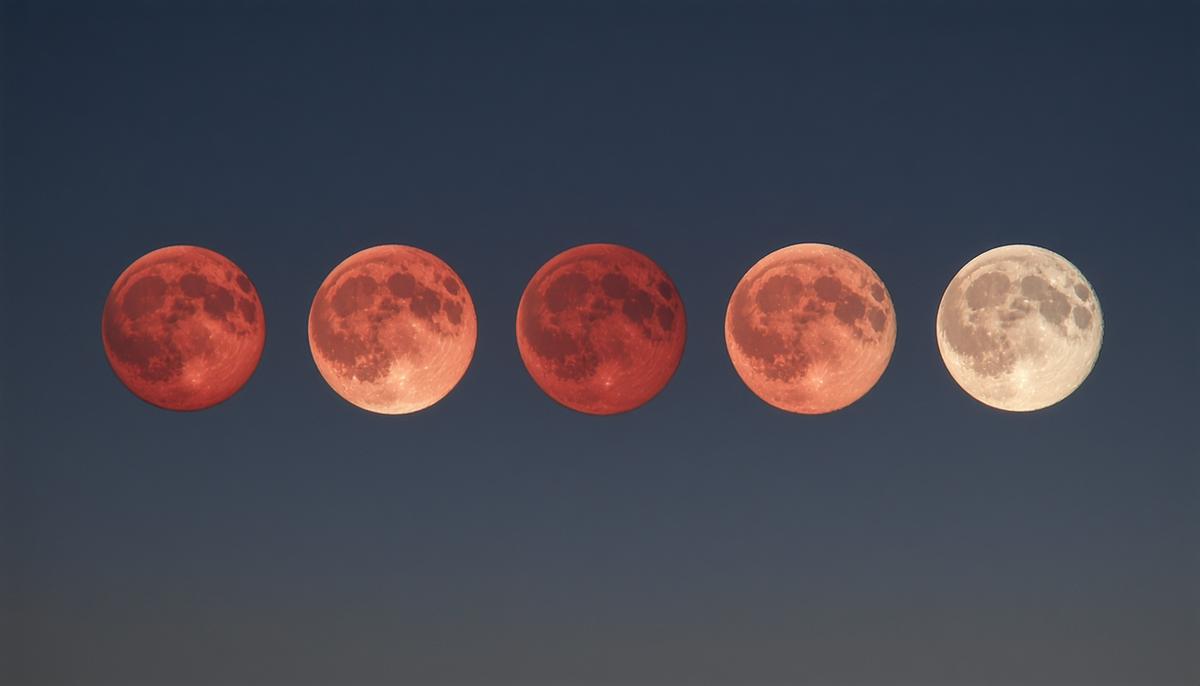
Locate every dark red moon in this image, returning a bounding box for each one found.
[308,245,477,414]
[516,243,686,415]
[101,245,266,411]
[725,243,896,414]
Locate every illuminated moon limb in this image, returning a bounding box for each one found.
[516,243,687,415]
[308,245,477,414]
[936,244,1102,411]
[101,245,266,411]
[725,243,896,414]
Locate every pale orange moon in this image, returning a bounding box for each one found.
[308,245,476,414]
[725,243,896,414]
[101,245,266,411]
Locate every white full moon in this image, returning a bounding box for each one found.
[936,245,1102,411]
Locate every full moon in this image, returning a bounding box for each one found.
[725,243,896,414]
[936,244,1102,411]
[308,245,476,414]
[101,245,266,411]
[516,243,686,415]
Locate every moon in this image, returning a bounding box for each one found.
[308,245,476,414]
[725,243,896,414]
[516,243,686,415]
[936,244,1102,411]
[101,245,266,411]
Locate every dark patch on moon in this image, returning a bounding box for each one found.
[1073,305,1092,329]
[444,299,463,325]
[728,275,808,382]
[203,286,235,320]
[122,276,167,319]
[622,288,654,324]
[166,297,196,324]
[178,273,237,322]
[965,272,1010,309]
[545,273,590,313]
[588,297,614,321]
[601,273,630,299]
[656,305,675,331]
[239,298,257,324]
[410,288,441,320]
[387,272,416,298]
[104,301,182,382]
[1038,293,1071,325]
[1020,275,1071,325]
[179,273,208,298]
[519,287,595,381]
[940,281,1017,377]
[310,308,376,378]
[332,275,378,317]
[756,275,805,313]
[814,276,842,302]
[867,307,886,332]
[834,293,865,324]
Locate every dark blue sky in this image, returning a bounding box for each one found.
[3,1,1197,684]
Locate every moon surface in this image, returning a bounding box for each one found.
[937,244,1102,411]
[308,245,476,414]
[516,243,686,415]
[102,245,266,411]
[725,243,896,414]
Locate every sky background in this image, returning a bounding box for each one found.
[2,1,1197,684]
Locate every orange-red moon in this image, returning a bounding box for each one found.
[725,243,896,414]
[308,245,476,414]
[516,243,686,415]
[101,245,266,411]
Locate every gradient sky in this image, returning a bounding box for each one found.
[2,1,1197,684]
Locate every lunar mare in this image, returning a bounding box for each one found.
[936,244,1102,411]
[102,245,266,410]
[725,243,896,414]
[308,245,476,414]
[516,243,686,415]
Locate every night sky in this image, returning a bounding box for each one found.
[3,1,1197,684]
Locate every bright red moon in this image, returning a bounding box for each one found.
[308,245,476,414]
[516,243,686,415]
[101,245,266,411]
[725,243,896,414]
